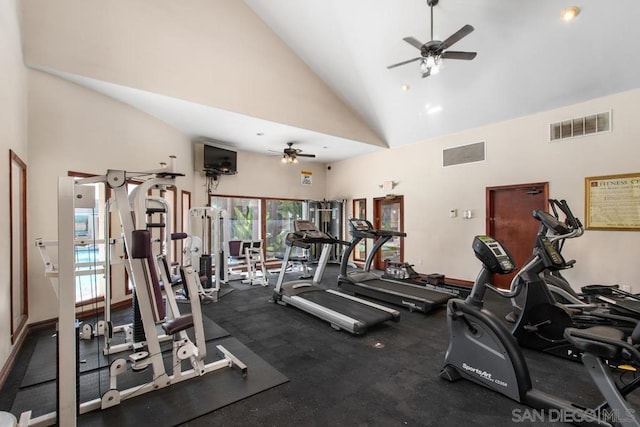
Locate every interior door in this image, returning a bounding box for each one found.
[373,196,404,271]
[487,183,548,288]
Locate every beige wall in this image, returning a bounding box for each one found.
[328,89,640,290]
[26,69,329,324]
[27,70,194,323]
[21,0,384,148]
[0,0,29,369]
[193,151,327,207]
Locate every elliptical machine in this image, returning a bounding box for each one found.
[440,235,640,426]
[507,201,637,361]
[525,199,640,318]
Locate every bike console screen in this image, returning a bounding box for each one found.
[472,236,516,275]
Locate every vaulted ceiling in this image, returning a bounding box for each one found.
[22,0,640,163]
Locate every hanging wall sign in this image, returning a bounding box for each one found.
[301,171,312,186]
[585,172,640,230]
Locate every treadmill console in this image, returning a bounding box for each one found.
[286,220,339,247]
[349,218,374,232]
[349,218,377,238]
[472,236,516,275]
[348,218,406,238]
[294,220,326,238]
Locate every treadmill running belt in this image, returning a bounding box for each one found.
[300,290,396,325]
[339,277,453,313]
[355,279,452,305]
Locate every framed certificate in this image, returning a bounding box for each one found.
[585,172,640,230]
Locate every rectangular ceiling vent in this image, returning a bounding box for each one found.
[443,141,485,167]
[549,111,611,142]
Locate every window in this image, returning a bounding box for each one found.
[211,196,261,242]
[180,190,191,265]
[265,199,304,258]
[161,186,177,263]
[352,199,367,262]
[210,195,310,260]
[68,173,108,305]
[125,180,140,294]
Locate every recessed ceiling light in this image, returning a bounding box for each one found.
[427,105,442,114]
[401,83,410,91]
[561,6,580,21]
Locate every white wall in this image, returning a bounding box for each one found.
[328,89,640,291]
[0,0,28,369]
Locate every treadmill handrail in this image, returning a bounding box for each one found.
[374,229,407,238]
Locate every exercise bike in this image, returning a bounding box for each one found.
[441,235,640,426]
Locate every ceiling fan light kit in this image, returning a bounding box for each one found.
[561,6,580,22]
[280,142,315,164]
[282,154,299,164]
[387,0,476,78]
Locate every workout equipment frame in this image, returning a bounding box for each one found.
[441,235,638,426]
[271,220,400,334]
[20,158,246,427]
[338,219,454,313]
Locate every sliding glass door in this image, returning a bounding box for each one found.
[210,196,308,259]
[373,196,404,270]
[265,199,304,258]
[210,197,261,242]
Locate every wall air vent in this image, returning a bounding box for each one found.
[443,141,485,167]
[549,111,611,141]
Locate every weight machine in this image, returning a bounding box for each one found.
[20,157,246,427]
[306,200,345,263]
[183,207,226,301]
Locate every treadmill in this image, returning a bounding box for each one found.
[271,220,400,335]
[338,219,454,313]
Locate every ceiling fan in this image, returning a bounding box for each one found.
[387,0,477,78]
[280,142,316,164]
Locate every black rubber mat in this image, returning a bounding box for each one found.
[218,286,235,298]
[227,279,272,291]
[2,265,625,426]
[11,336,288,426]
[20,312,229,388]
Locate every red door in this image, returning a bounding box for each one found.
[486,183,548,288]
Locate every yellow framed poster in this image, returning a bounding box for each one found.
[585,172,640,230]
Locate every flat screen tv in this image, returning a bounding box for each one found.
[203,144,237,175]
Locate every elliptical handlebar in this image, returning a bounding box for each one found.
[535,199,584,245]
[548,199,584,232]
[557,199,583,229]
[506,255,543,296]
